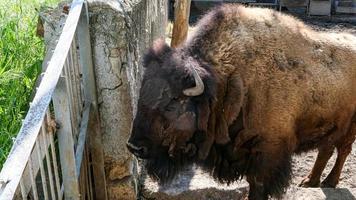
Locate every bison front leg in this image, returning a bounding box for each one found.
[245,151,292,200]
[233,127,294,199]
[241,139,293,200]
[246,176,268,200]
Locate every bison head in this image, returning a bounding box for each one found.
[126,40,216,183]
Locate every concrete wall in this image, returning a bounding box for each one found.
[87,0,167,199]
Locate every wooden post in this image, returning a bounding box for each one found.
[171,0,191,48]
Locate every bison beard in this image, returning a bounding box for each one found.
[142,144,192,183]
[145,111,293,198]
[128,3,356,200]
[144,154,181,183]
[144,130,293,198]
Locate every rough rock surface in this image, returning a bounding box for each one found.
[87,0,167,198]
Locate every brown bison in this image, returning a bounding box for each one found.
[127,4,356,200]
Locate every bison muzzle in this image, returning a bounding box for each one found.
[127,4,356,200]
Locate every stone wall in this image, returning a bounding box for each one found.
[87,0,167,199]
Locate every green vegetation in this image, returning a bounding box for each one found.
[0,0,59,169]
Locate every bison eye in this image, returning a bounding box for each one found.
[164,98,178,112]
[164,106,174,112]
[165,105,176,112]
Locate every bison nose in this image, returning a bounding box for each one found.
[126,142,149,158]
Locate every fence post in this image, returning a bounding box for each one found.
[52,76,80,200]
[171,0,191,48]
[77,2,108,199]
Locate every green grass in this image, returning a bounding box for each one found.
[0,0,60,170]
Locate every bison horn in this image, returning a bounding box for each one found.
[183,67,205,96]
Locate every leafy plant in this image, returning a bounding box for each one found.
[0,0,60,169]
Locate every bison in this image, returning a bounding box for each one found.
[127,4,356,200]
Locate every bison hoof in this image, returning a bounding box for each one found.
[320,180,337,188]
[298,177,320,188]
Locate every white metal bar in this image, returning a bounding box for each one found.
[28,160,38,200]
[60,185,64,200]
[41,120,56,200]
[11,124,55,198]
[73,103,91,199]
[86,146,94,200]
[68,50,80,136]
[46,111,61,200]
[64,58,78,140]
[74,37,84,112]
[78,2,98,105]
[77,3,107,199]
[35,138,49,200]
[71,39,83,123]
[68,42,79,125]
[19,179,26,200]
[75,39,83,106]
[75,103,90,176]
[0,1,85,199]
[52,75,80,199]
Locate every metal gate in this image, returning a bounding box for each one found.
[0,0,107,199]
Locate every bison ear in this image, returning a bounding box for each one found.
[143,39,172,67]
[151,39,171,56]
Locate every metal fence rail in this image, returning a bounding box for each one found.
[0,0,106,199]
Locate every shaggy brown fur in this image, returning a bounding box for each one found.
[127,5,356,200]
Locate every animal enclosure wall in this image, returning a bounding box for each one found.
[86,0,167,199]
